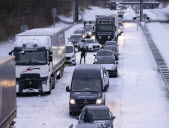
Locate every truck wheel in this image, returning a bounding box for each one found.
[69,112,73,116]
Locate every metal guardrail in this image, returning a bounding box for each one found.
[141,24,169,89]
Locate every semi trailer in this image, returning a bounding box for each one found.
[9,28,65,94]
[0,56,16,128]
[95,14,119,45]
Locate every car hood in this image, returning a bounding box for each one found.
[70,92,102,99]
[87,43,100,46]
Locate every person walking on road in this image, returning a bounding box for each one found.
[83,108,93,123]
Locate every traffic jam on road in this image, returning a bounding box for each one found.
[1,1,169,128]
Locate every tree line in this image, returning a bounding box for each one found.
[0,0,109,42]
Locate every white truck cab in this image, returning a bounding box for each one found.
[9,28,65,94]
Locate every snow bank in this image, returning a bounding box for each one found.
[147,22,169,68]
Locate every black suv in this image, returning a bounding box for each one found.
[66,64,109,115]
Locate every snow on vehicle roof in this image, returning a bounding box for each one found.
[71,34,82,36]
[15,36,51,48]
[17,28,63,36]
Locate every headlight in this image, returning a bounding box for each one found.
[82,35,85,38]
[89,32,92,35]
[96,99,102,104]
[68,41,72,44]
[70,99,76,104]
[88,45,92,48]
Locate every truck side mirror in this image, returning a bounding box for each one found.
[9,50,14,55]
[66,86,70,92]
[111,116,116,120]
[103,85,108,92]
[49,56,53,62]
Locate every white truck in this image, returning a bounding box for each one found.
[0,56,16,127]
[9,28,65,94]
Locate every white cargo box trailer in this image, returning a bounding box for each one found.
[0,56,16,128]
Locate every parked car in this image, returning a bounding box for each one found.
[105,41,117,47]
[69,34,82,47]
[74,29,86,38]
[104,45,119,61]
[94,49,115,64]
[65,44,76,65]
[78,39,101,52]
[0,56,16,128]
[95,56,118,77]
[77,105,116,128]
[66,64,109,115]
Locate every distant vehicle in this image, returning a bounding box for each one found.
[9,28,65,94]
[66,64,109,115]
[84,24,93,37]
[78,39,101,52]
[104,45,119,61]
[74,29,86,38]
[95,15,119,45]
[0,56,16,128]
[77,105,116,128]
[65,44,76,66]
[69,34,82,47]
[105,41,117,47]
[94,49,115,64]
[95,56,118,77]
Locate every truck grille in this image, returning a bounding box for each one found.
[76,99,96,105]
[21,73,40,78]
[66,57,71,60]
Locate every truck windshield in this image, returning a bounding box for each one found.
[97,25,113,32]
[66,46,74,53]
[15,49,47,65]
[71,79,101,92]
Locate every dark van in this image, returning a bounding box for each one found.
[66,64,109,115]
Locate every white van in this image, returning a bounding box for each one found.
[65,44,76,65]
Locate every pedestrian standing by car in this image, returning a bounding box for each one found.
[83,108,94,123]
[80,42,87,64]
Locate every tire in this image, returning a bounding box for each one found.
[73,63,76,66]
[69,112,73,116]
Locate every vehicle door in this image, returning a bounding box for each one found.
[102,67,109,87]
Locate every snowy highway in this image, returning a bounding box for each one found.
[0,6,169,128]
[14,22,169,128]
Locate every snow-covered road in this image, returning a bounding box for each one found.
[120,23,169,128]
[0,6,169,128]
[14,22,169,128]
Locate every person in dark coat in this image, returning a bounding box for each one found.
[80,41,87,64]
[83,108,94,123]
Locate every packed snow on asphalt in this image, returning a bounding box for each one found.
[1,6,169,128]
